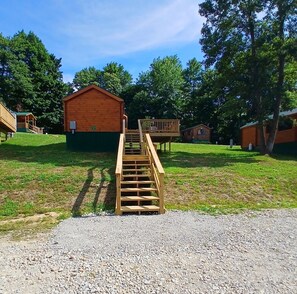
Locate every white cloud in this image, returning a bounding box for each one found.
[52,0,203,64]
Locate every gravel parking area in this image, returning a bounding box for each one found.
[0,209,296,294]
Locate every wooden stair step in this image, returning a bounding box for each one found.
[123,155,149,161]
[123,168,150,172]
[121,196,159,201]
[123,163,150,167]
[121,205,160,212]
[122,174,151,178]
[120,187,157,192]
[121,180,154,184]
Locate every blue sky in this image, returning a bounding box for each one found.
[0,0,204,82]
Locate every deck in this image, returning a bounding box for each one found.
[0,103,16,133]
[136,119,180,150]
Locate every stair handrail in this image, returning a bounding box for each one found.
[138,119,144,154]
[115,133,125,215]
[144,134,165,213]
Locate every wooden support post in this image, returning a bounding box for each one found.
[159,173,165,214]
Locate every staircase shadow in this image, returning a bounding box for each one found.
[71,166,115,217]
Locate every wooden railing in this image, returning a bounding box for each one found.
[138,119,180,134]
[0,103,16,133]
[144,133,165,213]
[17,122,43,134]
[115,133,125,215]
[29,124,44,134]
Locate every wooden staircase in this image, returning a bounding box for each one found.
[124,131,141,154]
[116,133,165,215]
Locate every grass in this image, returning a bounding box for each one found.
[0,133,116,236]
[160,143,297,214]
[0,133,296,235]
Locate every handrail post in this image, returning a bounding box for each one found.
[159,173,165,214]
[145,133,165,214]
[138,119,144,154]
[115,134,124,215]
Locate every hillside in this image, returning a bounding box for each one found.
[0,133,296,234]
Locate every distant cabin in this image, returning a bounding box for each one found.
[16,112,43,133]
[181,124,211,143]
[241,108,297,155]
[63,85,125,152]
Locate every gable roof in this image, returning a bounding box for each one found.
[182,124,211,132]
[63,84,123,103]
[15,112,36,119]
[240,107,297,129]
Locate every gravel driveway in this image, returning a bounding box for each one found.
[0,209,296,294]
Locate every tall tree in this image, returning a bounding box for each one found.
[0,31,66,132]
[100,62,132,96]
[199,0,297,154]
[73,67,101,90]
[264,0,297,153]
[131,55,184,120]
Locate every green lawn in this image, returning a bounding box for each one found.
[0,133,296,234]
[160,143,297,213]
[0,133,116,234]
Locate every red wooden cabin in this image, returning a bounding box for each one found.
[63,85,124,152]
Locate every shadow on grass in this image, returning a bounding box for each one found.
[72,166,115,217]
[0,138,117,215]
[0,142,116,168]
[159,150,262,168]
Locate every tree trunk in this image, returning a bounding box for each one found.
[265,2,285,155]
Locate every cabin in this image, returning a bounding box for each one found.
[16,112,43,134]
[63,85,125,152]
[181,124,211,143]
[0,103,16,139]
[241,108,297,155]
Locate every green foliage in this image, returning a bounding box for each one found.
[72,62,132,96]
[199,0,297,152]
[73,67,101,89]
[126,55,184,127]
[0,31,67,133]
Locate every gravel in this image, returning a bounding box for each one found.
[0,209,296,294]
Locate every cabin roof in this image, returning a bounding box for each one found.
[63,84,124,103]
[240,108,297,129]
[182,124,211,132]
[15,112,36,118]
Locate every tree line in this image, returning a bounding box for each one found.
[0,0,296,153]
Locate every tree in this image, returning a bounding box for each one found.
[72,62,132,96]
[100,62,132,96]
[129,55,184,121]
[264,0,297,153]
[199,0,297,154]
[0,31,67,132]
[73,67,101,90]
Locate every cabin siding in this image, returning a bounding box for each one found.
[64,89,123,133]
[63,85,124,152]
[241,126,257,148]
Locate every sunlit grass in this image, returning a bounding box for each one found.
[161,143,297,214]
[1,133,296,235]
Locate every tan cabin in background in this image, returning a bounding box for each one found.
[181,124,211,143]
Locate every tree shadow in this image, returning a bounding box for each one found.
[0,142,116,168]
[159,150,263,169]
[71,166,115,217]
